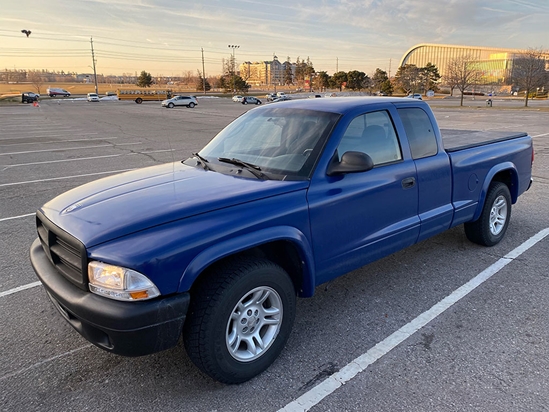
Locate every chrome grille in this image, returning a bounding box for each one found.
[36,211,88,291]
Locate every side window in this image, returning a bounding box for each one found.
[337,110,402,165]
[397,108,438,159]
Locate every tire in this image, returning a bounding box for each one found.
[184,257,296,384]
[136,98,143,104]
[464,182,511,246]
[256,101,262,105]
[188,102,195,108]
[168,102,174,108]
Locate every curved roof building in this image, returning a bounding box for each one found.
[400,43,548,85]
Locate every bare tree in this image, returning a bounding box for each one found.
[28,71,44,94]
[512,48,548,107]
[445,55,482,106]
[183,70,194,86]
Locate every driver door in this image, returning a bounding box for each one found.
[307,109,420,285]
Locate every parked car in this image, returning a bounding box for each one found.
[407,93,423,100]
[242,96,262,105]
[270,95,291,103]
[266,93,277,101]
[232,95,244,102]
[161,95,198,108]
[21,92,39,103]
[87,93,100,102]
[47,88,71,97]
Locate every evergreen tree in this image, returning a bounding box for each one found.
[284,57,293,85]
[346,70,368,90]
[330,71,348,91]
[314,71,330,92]
[420,62,441,93]
[196,76,211,92]
[394,64,421,94]
[136,70,153,87]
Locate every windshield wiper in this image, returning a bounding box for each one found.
[218,157,266,179]
[190,152,211,170]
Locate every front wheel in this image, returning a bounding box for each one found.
[168,102,174,108]
[184,258,296,384]
[464,182,511,246]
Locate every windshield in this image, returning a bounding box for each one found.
[198,107,340,179]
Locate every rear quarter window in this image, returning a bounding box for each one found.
[397,108,438,159]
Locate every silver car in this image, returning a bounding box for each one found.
[162,95,198,108]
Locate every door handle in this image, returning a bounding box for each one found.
[401,177,416,189]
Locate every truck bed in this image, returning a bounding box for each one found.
[441,129,528,152]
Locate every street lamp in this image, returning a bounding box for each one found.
[228,45,239,73]
[228,45,239,93]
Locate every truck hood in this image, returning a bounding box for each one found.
[40,162,309,247]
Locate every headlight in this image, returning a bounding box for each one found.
[88,261,160,301]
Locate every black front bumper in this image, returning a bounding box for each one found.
[30,238,190,357]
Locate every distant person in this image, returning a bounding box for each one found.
[241,97,247,105]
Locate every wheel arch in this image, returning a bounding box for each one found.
[473,163,518,221]
[178,226,316,298]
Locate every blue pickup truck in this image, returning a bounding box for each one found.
[30,97,533,383]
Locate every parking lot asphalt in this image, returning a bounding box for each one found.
[1,97,548,411]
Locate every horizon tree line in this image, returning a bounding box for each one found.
[3,47,547,104]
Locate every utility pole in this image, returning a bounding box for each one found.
[90,37,98,94]
[201,48,206,95]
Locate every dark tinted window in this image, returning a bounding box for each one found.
[397,108,438,159]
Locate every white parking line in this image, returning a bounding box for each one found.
[0,168,135,187]
[279,228,549,412]
[0,344,93,382]
[0,137,119,147]
[1,149,174,169]
[0,213,35,222]
[0,281,41,298]
[0,142,142,156]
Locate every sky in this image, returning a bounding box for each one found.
[1,0,548,77]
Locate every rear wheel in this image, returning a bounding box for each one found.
[464,182,511,246]
[135,98,143,104]
[188,102,195,108]
[184,257,296,384]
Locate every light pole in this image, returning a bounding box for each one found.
[228,45,239,93]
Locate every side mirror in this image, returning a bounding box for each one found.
[327,151,374,176]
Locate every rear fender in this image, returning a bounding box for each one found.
[178,226,316,297]
[473,162,518,221]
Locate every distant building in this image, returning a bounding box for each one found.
[240,56,295,87]
[400,43,549,86]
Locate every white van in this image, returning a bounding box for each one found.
[47,88,71,97]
